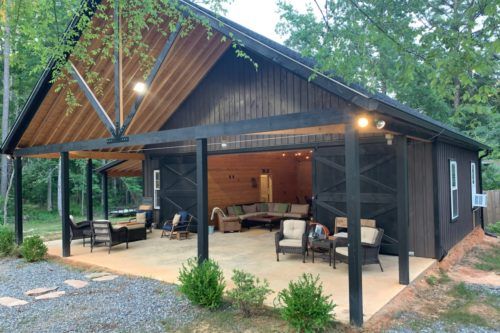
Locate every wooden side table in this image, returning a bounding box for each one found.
[310,238,335,266]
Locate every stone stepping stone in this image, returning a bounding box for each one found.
[0,297,28,307]
[92,275,118,282]
[64,279,88,289]
[35,291,66,300]
[85,272,111,279]
[24,287,58,297]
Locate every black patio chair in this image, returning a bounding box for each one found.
[90,220,129,254]
[333,227,384,271]
[69,215,91,247]
[275,219,310,263]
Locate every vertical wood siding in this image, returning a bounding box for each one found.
[435,141,479,255]
[408,141,435,258]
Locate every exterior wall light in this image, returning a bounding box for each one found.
[357,117,369,128]
[133,82,147,95]
[375,119,386,130]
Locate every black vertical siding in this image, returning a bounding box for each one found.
[435,141,479,254]
[408,141,435,258]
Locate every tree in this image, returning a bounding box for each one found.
[277,0,499,187]
[1,0,11,197]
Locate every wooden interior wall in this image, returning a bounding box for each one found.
[297,160,313,203]
[408,141,435,258]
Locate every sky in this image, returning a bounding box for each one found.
[219,0,312,44]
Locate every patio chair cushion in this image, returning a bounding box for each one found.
[279,239,302,248]
[179,211,190,222]
[238,212,263,220]
[283,213,304,219]
[227,205,244,216]
[282,219,306,240]
[333,232,348,239]
[361,227,378,245]
[335,247,348,256]
[136,212,146,223]
[290,204,309,215]
[242,204,257,213]
[139,204,152,210]
[172,214,181,226]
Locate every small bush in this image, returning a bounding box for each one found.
[0,226,15,256]
[178,257,225,309]
[227,269,272,316]
[20,235,47,262]
[425,275,438,286]
[486,221,500,235]
[275,273,335,333]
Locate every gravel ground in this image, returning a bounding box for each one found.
[0,258,200,333]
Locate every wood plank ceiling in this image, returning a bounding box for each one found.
[107,160,143,177]
[18,5,230,155]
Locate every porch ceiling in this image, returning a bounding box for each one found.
[105,160,143,177]
[17,5,230,153]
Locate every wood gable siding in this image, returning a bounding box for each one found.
[147,48,349,153]
[435,141,480,256]
[408,141,435,258]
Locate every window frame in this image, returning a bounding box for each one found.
[153,170,160,209]
[470,162,477,209]
[449,160,459,221]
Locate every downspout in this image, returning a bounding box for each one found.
[478,149,492,230]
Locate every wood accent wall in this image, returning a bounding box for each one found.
[435,141,479,256]
[408,141,435,258]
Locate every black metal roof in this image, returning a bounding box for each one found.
[0,0,489,155]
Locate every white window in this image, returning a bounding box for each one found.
[153,170,160,209]
[470,162,477,208]
[450,160,459,220]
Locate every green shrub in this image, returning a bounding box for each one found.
[178,257,225,309]
[20,235,47,262]
[486,221,500,235]
[425,275,438,286]
[0,226,15,256]
[275,273,335,333]
[227,269,272,316]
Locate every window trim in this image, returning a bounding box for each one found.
[153,170,160,209]
[449,160,459,221]
[470,162,477,209]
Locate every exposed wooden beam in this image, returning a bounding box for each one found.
[69,62,116,136]
[114,0,123,128]
[14,112,350,156]
[252,124,345,136]
[25,151,145,160]
[120,21,183,135]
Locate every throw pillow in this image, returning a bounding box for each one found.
[257,203,268,212]
[136,212,146,223]
[233,205,244,216]
[172,214,181,226]
[274,203,289,213]
[242,204,257,213]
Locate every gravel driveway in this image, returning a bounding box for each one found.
[0,258,199,333]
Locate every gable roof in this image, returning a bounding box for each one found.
[0,0,489,155]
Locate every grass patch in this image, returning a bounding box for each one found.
[425,275,438,286]
[437,269,452,284]
[441,308,489,327]
[474,245,500,272]
[448,282,479,301]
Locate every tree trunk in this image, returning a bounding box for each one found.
[1,0,12,197]
[58,158,62,216]
[47,168,54,211]
[2,169,14,225]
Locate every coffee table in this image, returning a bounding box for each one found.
[310,238,335,266]
[244,215,282,231]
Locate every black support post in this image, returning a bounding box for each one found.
[61,152,71,257]
[395,135,410,284]
[102,172,109,220]
[345,123,363,326]
[196,138,209,264]
[86,159,93,222]
[14,156,23,245]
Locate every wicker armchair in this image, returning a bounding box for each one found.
[275,219,309,263]
[69,215,91,246]
[211,207,241,233]
[333,227,384,271]
[90,220,129,254]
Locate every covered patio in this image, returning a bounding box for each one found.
[46,229,435,323]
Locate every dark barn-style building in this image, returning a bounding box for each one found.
[1,0,490,325]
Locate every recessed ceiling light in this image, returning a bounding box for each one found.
[357,117,369,128]
[133,82,147,95]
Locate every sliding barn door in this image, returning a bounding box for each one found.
[313,143,399,254]
[159,155,198,232]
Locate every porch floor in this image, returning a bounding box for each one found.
[46,229,435,323]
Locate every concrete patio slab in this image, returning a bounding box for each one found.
[46,229,435,323]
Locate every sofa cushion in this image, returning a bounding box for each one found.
[227,206,236,216]
[256,203,268,212]
[274,203,289,213]
[283,213,305,219]
[267,212,284,218]
[282,219,306,240]
[233,206,244,216]
[242,204,257,214]
[333,232,348,239]
[238,212,264,220]
[266,203,275,212]
[290,204,309,216]
[361,227,379,245]
[279,239,302,248]
[335,247,348,256]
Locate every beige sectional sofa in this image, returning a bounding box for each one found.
[227,202,310,221]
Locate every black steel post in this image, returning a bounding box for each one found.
[102,172,109,220]
[14,156,23,245]
[86,159,93,222]
[345,123,363,326]
[395,135,410,284]
[61,152,71,257]
[196,138,209,263]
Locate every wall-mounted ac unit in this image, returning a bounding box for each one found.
[473,194,488,208]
